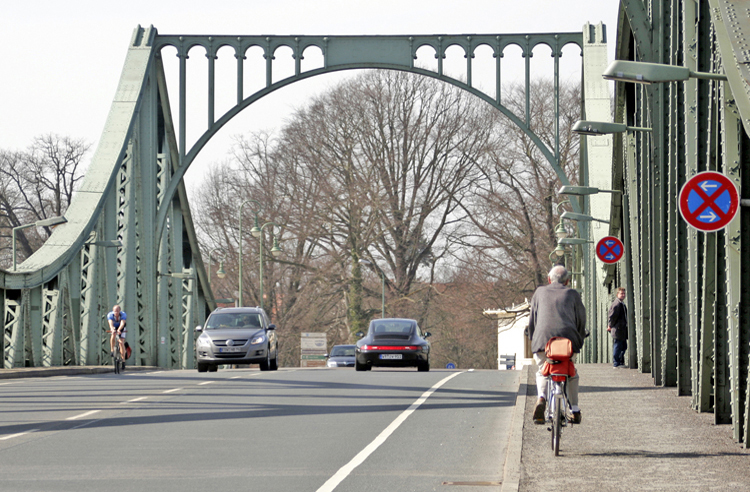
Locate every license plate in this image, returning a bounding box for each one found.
[379,354,403,360]
[219,347,242,353]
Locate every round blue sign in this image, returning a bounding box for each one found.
[679,171,739,232]
[446,362,456,369]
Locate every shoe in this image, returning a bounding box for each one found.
[110,351,114,357]
[533,398,546,424]
[569,411,582,424]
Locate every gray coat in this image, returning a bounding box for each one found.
[527,282,587,353]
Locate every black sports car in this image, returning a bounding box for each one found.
[355,318,431,371]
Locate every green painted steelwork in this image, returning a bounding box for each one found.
[606,0,750,447]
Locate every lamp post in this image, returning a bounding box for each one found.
[572,120,651,136]
[252,222,282,311]
[12,216,67,270]
[559,185,624,196]
[358,259,385,318]
[602,60,727,84]
[238,200,261,307]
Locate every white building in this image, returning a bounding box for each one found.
[484,301,532,370]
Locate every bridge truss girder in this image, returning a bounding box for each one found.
[608,0,750,447]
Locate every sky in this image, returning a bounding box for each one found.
[1,0,619,188]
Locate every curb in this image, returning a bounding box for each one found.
[0,366,161,379]
[500,365,528,492]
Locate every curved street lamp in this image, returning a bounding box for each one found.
[208,247,226,292]
[549,243,567,265]
[252,222,282,311]
[12,216,67,271]
[553,200,570,241]
[238,200,261,307]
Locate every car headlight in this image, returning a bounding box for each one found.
[197,335,212,348]
[250,335,266,345]
[327,360,337,367]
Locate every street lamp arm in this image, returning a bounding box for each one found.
[688,70,728,82]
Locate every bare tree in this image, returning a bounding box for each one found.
[457,80,581,302]
[189,74,581,367]
[0,134,90,265]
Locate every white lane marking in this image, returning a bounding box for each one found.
[468,369,475,372]
[0,382,18,386]
[122,397,148,404]
[163,388,182,394]
[66,410,101,421]
[198,381,214,386]
[0,429,39,441]
[230,376,242,379]
[317,372,462,492]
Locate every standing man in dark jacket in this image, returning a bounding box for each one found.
[608,287,628,368]
[527,265,587,424]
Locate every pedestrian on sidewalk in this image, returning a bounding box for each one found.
[527,265,588,425]
[607,287,628,368]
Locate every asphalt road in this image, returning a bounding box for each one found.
[0,367,519,492]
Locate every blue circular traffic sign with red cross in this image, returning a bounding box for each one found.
[679,171,739,232]
[596,236,624,264]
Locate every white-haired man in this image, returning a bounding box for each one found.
[527,265,587,424]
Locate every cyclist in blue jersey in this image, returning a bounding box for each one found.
[107,305,127,361]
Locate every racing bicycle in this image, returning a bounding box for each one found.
[107,330,125,374]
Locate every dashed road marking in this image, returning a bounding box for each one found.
[66,410,101,421]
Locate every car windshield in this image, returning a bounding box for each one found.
[330,346,355,357]
[369,321,414,336]
[205,313,262,330]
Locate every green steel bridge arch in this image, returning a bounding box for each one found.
[0,24,609,375]
[153,31,592,240]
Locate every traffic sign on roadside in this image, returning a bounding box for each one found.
[679,171,739,232]
[596,236,624,264]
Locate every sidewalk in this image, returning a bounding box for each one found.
[0,365,159,379]
[516,363,750,491]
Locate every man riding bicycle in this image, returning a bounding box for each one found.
[527,265,587,425]
[107,304,127,362]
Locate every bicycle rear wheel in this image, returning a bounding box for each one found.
[552,393,563,456]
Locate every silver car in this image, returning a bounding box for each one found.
[195,307,278,372]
